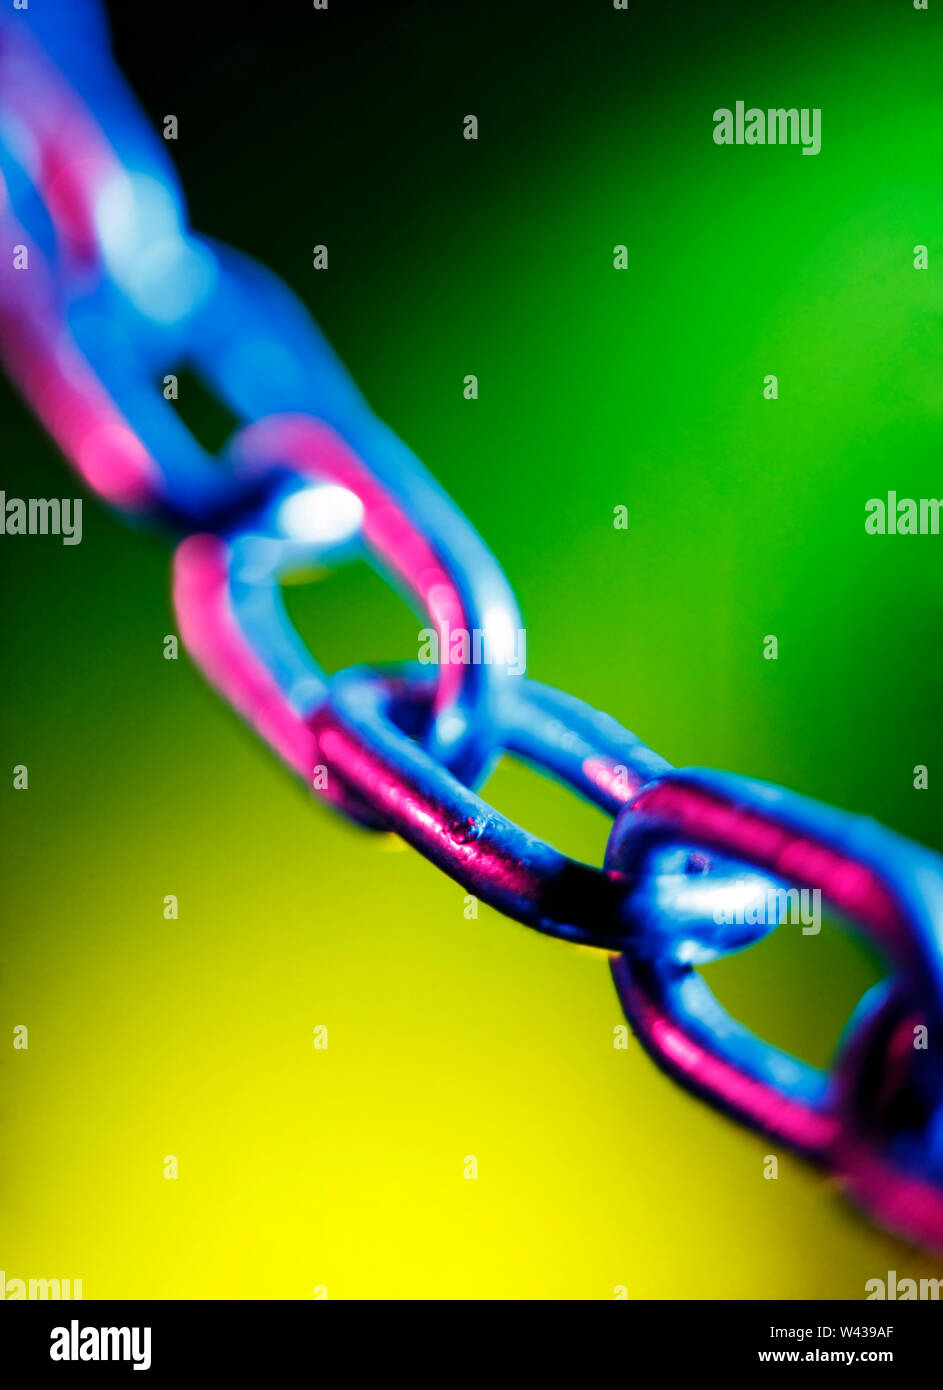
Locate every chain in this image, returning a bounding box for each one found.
[3,0,943,1255]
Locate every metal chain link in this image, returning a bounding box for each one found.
[3,0,943,1254]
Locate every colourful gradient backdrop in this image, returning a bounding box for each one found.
[2,0,942,1297]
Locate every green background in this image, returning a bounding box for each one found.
[2,0,942,1296]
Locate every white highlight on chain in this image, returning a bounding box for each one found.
[277,484,364,545]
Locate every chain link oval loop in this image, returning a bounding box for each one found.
[605,768,943,1249]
